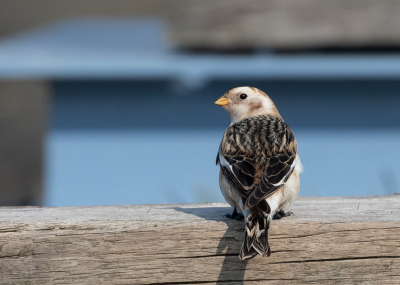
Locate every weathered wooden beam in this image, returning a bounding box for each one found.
[0,196,399,284]
[165,0,400,50]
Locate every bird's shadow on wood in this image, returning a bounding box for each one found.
[173,206,249,284]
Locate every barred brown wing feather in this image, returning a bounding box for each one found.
[219,116,297,208]
[220,155,255,197]
[231,160,256,187]
[245,152,296,209]
[221,166,252,196]
[232,166,254,187]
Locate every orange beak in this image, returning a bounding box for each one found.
[214,97,229,106]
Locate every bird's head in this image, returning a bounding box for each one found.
[215,86,281,124]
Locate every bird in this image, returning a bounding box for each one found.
[215,86,302,260]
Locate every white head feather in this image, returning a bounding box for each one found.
[215,86,281,124]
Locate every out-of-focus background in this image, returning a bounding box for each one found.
[1,0,400,206]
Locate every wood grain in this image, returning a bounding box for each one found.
[0,196,400,284]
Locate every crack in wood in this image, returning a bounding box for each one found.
[271,255,400,264]
[145,278,298,285]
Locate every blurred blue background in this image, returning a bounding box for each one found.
[0,1,399,206]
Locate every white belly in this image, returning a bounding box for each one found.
[267,169,300,215]
[219,169,244,213]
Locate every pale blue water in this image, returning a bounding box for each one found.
[45,130,400,206]
[45,78,400,206]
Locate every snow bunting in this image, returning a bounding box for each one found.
[215,86,302,260]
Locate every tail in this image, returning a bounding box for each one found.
[239,208,271,260]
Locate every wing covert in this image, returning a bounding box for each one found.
[218,116,298,209]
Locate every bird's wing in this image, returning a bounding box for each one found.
[218,116,298,210]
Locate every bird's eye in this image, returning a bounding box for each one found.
[240,94,248,100]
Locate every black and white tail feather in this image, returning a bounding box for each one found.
[240,208,271,260]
